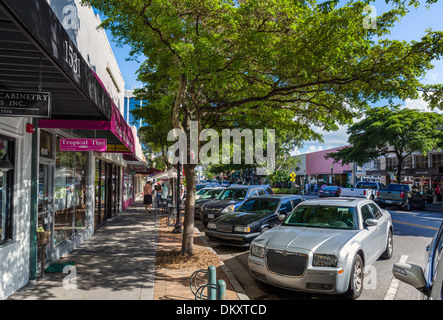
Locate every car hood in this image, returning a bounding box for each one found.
[205,199,243,209]
[254,226,358,254]
[211,211,272,226]
[195,198,216,207]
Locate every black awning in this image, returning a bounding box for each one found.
[0,0,113,121]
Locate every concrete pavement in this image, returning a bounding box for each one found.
[7,199,243,300]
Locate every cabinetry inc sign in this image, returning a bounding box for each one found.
[60,138,107,152]
[0,90,51,117]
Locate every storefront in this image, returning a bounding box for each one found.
[0,0,141,299]
[94,156,122,229]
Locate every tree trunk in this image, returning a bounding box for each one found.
[181,163,197,255]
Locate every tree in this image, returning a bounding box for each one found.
[326,106,443,183]
[82,0,443,255]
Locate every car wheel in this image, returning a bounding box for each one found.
[381,229,393,259]
[346,254,364,300]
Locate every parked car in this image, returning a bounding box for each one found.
[376,183,426,211]
[194,188,225,220]
[205,195,305,247]
[201,185,274,226]
[196,182,221,191]
[393,221,443,300]
[196,187,224,200]
[248,197,393,299]
[318,186,340,197]
[340,181,386,200]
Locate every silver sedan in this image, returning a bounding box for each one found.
[248,198,393,299]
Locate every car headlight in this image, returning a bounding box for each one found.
[313,254,338,267]
[207,223,216,230]
[250,243,265,259]
[234,226,251,233]
[221,205,235,213]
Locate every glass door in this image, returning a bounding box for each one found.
[38,162,54,259]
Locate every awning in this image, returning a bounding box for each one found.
[152,169,177,180]
[39,100,135,153]
[0,0,114,120]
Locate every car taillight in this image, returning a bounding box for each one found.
[400,192,404,198]
[377,190,379,196]
[363,190,366,195]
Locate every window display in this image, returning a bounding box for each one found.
[54,137,87,245]
[0,137,14,244]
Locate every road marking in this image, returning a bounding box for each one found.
[392,220,439,231]
[384,255,408,300]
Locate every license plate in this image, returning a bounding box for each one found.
[386,200,393,204]
[208,214,214,219]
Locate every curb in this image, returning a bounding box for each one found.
[194,227,250,300]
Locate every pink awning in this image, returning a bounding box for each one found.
[39,104,135,154]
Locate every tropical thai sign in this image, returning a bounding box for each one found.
[0,90,51,117]
[60,138,107,151]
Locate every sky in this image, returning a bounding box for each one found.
[105,0,443,155]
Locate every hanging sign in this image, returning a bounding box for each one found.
[0,90,51,117]
[60,138,107,152]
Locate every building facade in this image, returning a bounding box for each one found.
[0,0,147,299]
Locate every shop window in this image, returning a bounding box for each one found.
[39,130,54,159]
[0,137,14,244]
[54,137,87,246]
[415,155,429,169]
[432,153,443,168]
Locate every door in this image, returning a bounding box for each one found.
[38,162,54,259]
[360,204,381,264]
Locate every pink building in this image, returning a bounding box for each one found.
[305,146,353,186]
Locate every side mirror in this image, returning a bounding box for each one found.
[393,263,429,294]
[278,213,287,221]
[365,218,378,227]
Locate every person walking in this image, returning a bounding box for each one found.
[143,181,153,214]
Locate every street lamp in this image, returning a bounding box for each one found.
[330,163,334,186]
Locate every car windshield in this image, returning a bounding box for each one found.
[236,199,280,214]
[217,189,247,200]
[283,205,358,230]
[200,189,223,199]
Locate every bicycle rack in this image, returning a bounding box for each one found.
[190,265,226,300]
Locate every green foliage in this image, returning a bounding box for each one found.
[81,0,443,254]
[326,106,443,181]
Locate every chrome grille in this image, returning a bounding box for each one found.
[266,250,307,277]
[216,224,233,233]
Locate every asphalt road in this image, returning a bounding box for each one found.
[196,202,443,300]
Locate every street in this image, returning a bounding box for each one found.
[196,198,443,300]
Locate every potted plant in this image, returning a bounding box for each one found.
[37,227,51,246]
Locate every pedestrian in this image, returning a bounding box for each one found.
[305,182,310,195]
[154,180,162,201]
[437,183,442,202]
[143,181,153,214]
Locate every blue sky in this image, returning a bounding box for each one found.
[105,0,443,153]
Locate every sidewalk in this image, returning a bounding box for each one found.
[7,200,243,300]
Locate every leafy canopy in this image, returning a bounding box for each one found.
[326,106,443,181]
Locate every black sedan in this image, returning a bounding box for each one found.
[205,195,305,247]
[318,186,340,197]
[194,188,225,220]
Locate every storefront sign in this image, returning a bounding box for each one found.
[60,138,107,151]
[0,90,51,117]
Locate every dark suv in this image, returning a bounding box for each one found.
[201,185,274,226]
